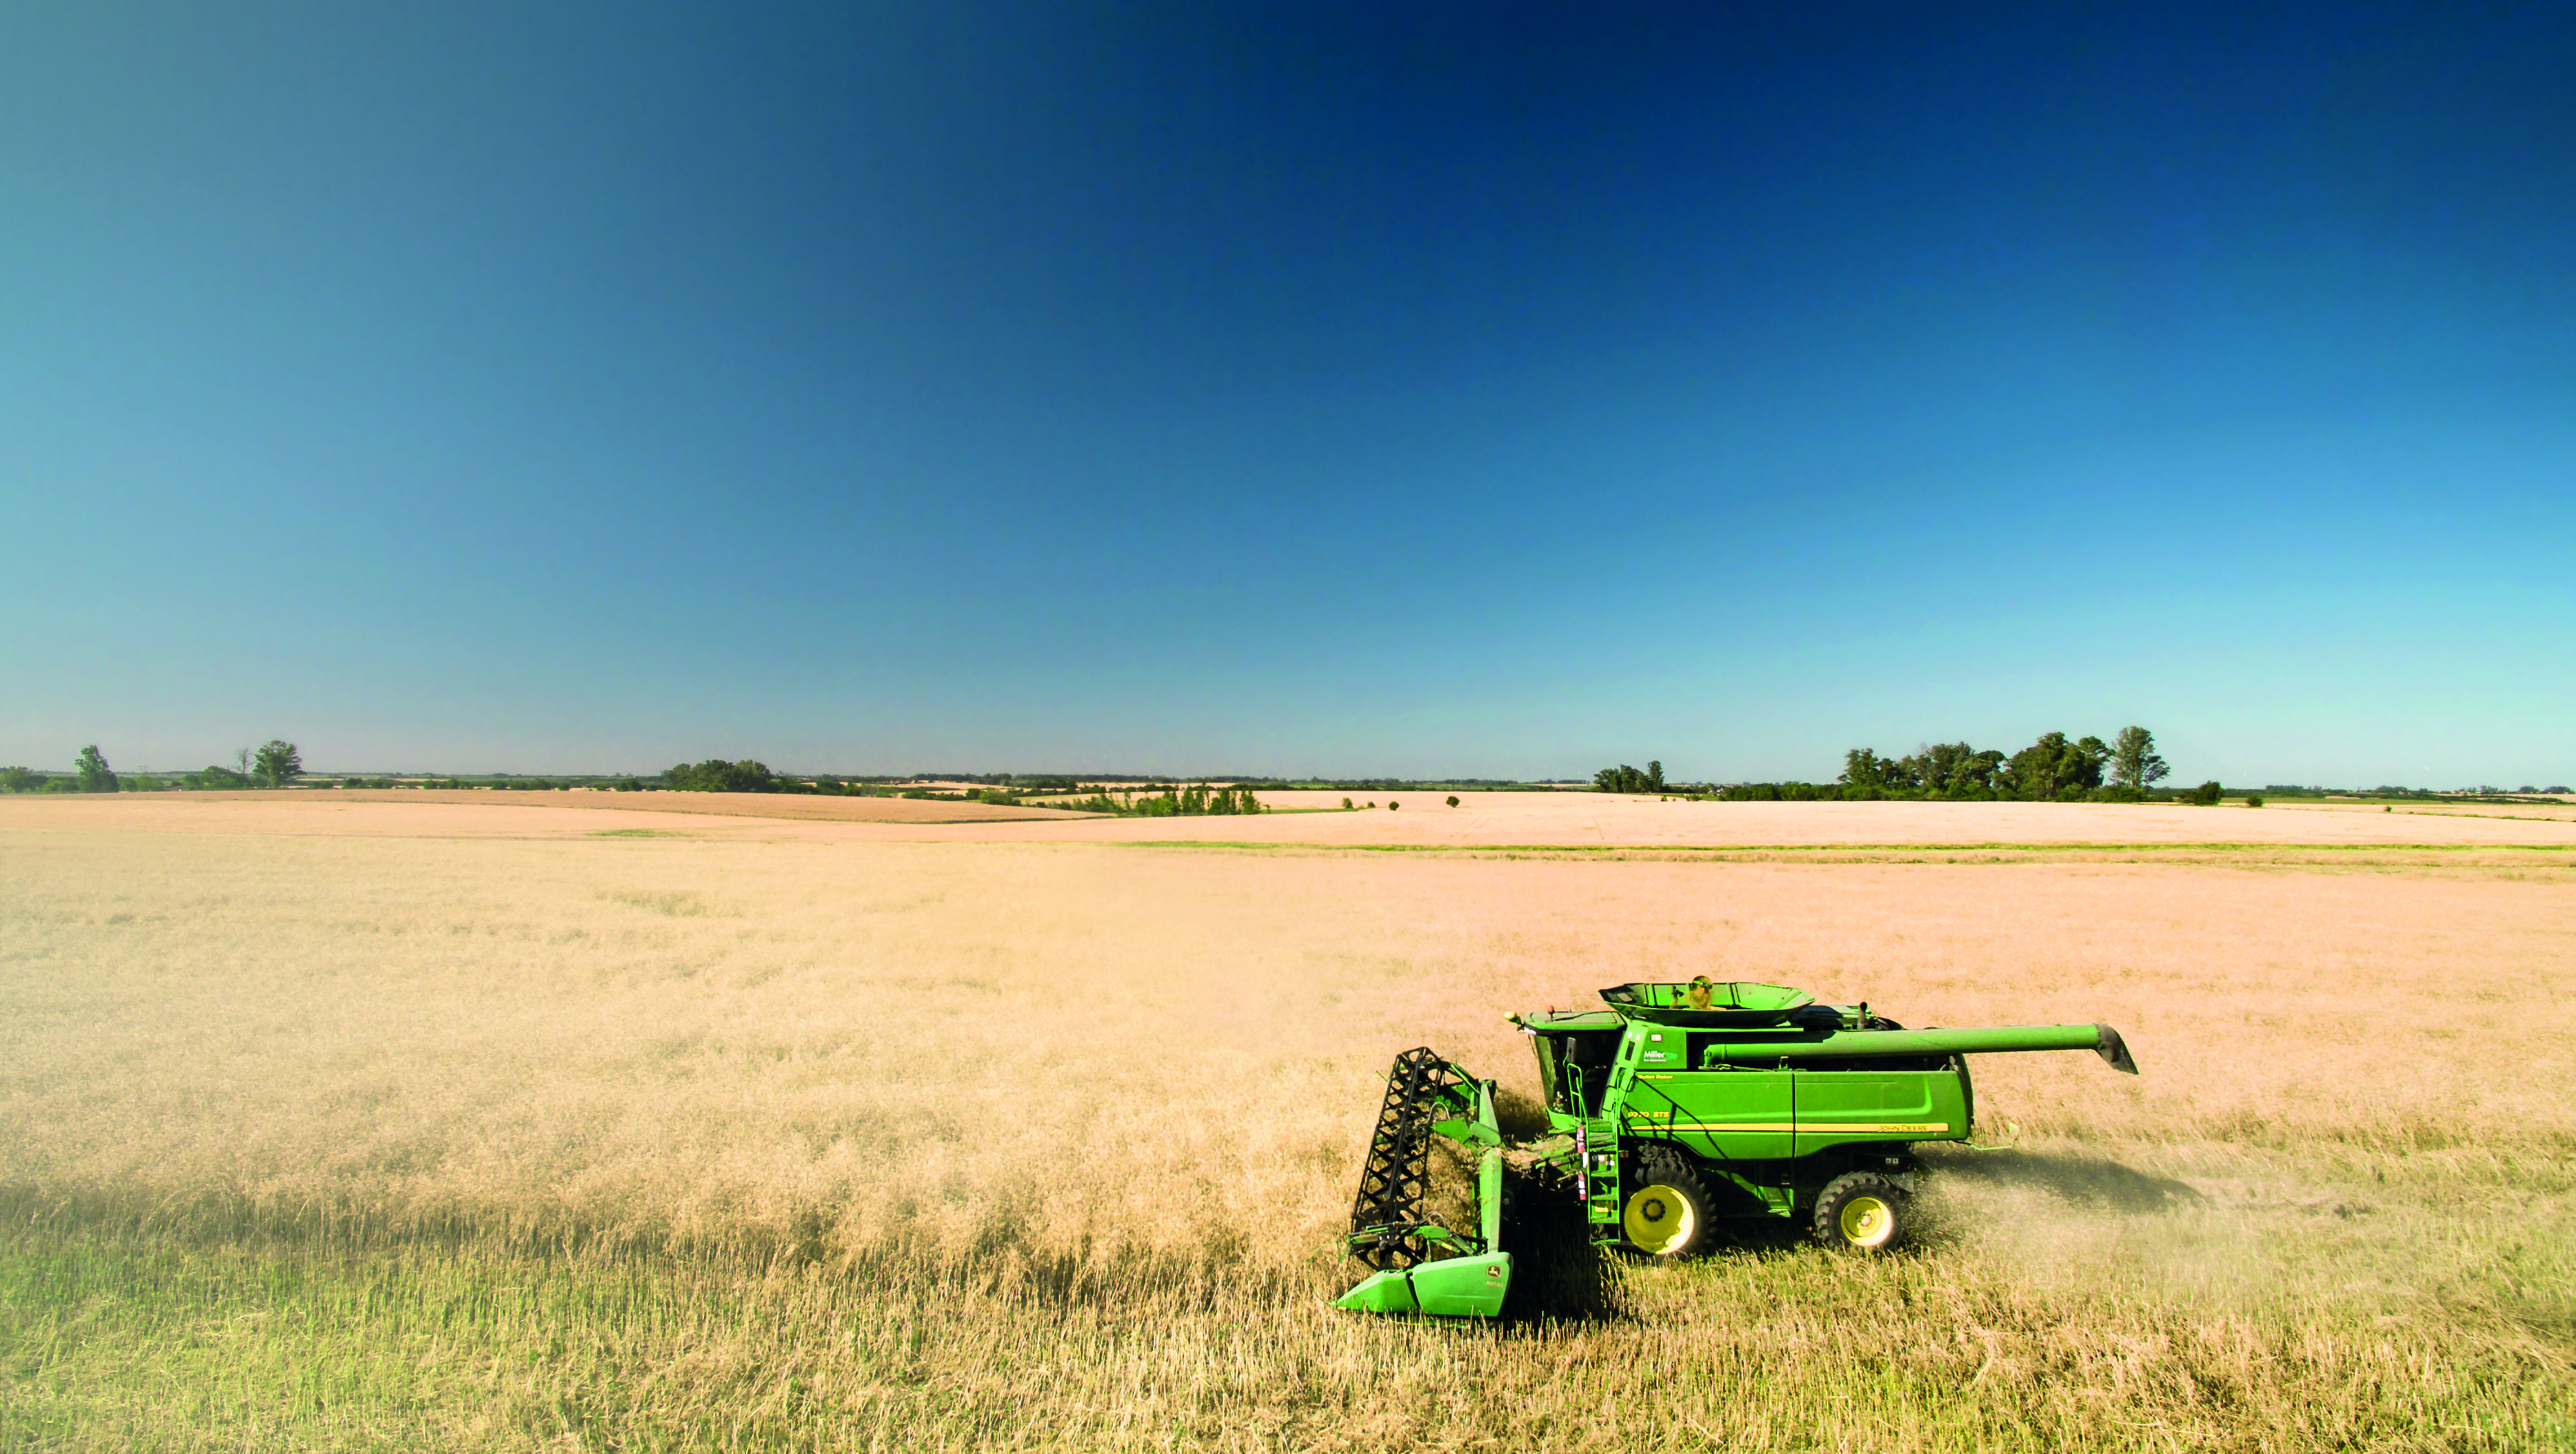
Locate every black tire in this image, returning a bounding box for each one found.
[1812,1171,1909,1252]
[1620,1146,1715,1258]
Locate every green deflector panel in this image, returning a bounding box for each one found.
[1791,1069,1962,1152]
[1625,1070,1793,1159]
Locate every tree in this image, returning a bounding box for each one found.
[253,740,303,788]
[75,745,120,793]
[2071,736,2109,791]
[664,759,778,793]
[2191,780,2223,806]
[1647,760,1665,792]
[188,764,251,789]
[2109,727,2169,792]
[1840,749,1889,790]
[1446,795,1460,807]
[0,766,37,793]
[1901,742,2003,798]
[2003,732,2111,801]
[2003,734,2062,800]
[1863,747,1927,792]
[1593,763,1657,794]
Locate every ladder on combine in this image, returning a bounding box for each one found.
[1573,1025,1643,1244]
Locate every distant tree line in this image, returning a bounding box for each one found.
[1049,784,1263,816]
[659,760,1047,800]
[1711,727,2180,802]
[650,763,1291,813]
[0,742,305,793]
[1831,728,2164,800]
[654,761,847,794]
[11,742,2553,804]
[663,759,785,793]
[183,742,302,789]
[905,772,1102,788]
[1593,762,1667,794]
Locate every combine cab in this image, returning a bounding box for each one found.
[1335,982,2139,1317]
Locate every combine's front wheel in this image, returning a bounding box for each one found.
[1620,1147,1713,1258]
[1813,1172,1909,1252]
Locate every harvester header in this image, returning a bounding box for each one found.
[1336,981,2140,1317]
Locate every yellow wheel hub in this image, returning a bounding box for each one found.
[1622,1183,1697,1255]
[1838,1194,1896,1249]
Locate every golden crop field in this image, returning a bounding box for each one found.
[4,795,2573,1451]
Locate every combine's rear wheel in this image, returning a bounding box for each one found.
[1813,1172,1908,1252]
[1620,1147,1713,1258]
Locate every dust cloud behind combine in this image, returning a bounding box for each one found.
[2,796,2570,1449]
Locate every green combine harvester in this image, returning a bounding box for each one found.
[1337,980,2139,1317]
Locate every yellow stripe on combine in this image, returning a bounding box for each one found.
[1622,1116,1951,1135]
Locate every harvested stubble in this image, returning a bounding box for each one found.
[2,822,2572,1451]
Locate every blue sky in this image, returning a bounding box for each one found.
[4,3,2570,783]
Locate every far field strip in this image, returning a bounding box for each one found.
[1107,839,2576,869]
[6,792,2573,854]
[161,787,1098,824]
[1120,838,2576,853]
[1116,838,2576,857]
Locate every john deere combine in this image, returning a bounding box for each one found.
[1336,981,2138,1317]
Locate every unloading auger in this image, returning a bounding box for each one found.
[1334,982,2140,1317]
